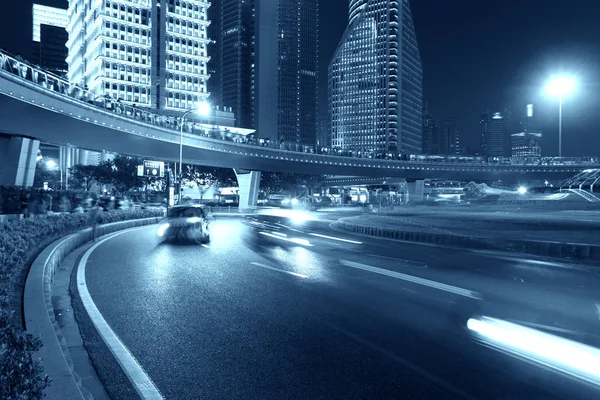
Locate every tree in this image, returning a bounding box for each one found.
[33,157,60,189]
[69,164,98,191]
[182,165,218,199]
[111,155,145,193]
[259,172,324,197]
[463,181,488,199]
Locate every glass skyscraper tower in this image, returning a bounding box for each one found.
[66,0,211,112]
[329,0,422,155]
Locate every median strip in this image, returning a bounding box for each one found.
[339,260,481,299]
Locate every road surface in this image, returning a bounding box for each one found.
[77,214,600,399]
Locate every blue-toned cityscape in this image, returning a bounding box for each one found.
[1,1,600,399]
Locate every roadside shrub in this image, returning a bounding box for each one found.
[0,208,164,399]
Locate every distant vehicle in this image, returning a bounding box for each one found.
[157,204,210,243]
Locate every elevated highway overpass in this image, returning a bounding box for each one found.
[0,50,597,208]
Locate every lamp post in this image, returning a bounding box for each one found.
[546,77,576,158]
[178,101,211,203]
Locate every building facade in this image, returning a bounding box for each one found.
[216,0,318,144]
[483,111,512,157]
[440,118,460,155]
[32,4,69,76]
[220,0,254,128]
[329,0,423,156]
[511,131,542,157]
[207,0,221,107]
[277,0,319,146]
[66,0,211,113]
[422,108,437,154]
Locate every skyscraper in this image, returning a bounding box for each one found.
[484,111,512,157]
[511,131,542,157]
[32,4,69,76]
[207,0,222,108]
[220,0,254,128]
[218,0,318,144]
[422,107,437,154]
[440,119,460,155]
[277,0,319,146]
[329,0,423,156]
[66,0,211,112]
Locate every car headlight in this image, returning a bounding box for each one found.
[291,198,299,205]
[187,217,202,223]
[157,223,170,237]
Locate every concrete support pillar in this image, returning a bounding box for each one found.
[78,149,89,165]
[0,136,40,187]
[234,169,261,212]
[101,150,109,162]
[406,180,425,203]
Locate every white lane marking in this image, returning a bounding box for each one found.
[259,231,312,246]
[250,262,309,279]
[308,233,362,244]
[340,260,481,300]
[78,229,165,400]
[201,244,210,248]
[368,254,428,268]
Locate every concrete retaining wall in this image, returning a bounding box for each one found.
[24,217,162,400]
[337,221,600,262]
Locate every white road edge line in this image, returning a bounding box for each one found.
[340,260,482,300]
[250,262,309,279]
[77,229,165,400]
[308,232,362,244]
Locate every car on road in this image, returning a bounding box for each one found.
[157,204,211,243]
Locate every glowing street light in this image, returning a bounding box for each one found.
[517,186,527,195]
[546,76,576,158]
[46,159,56,169]
[178,101,211,203]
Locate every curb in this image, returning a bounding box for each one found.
[336,221,600,262]
[24,217,162,400]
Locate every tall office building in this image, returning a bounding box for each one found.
[512,131,542,157]
[32,4,69,76]
[422,107,437,154]
[207,0,221,108]
[329,0,423,155]
[66,0,211,112]
[277,0,319,145]
[440,119,460,155]
[218,0,318,144]
[483,111,512,157]
[220,0,254,128]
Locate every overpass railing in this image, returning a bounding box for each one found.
[1,49,600,168]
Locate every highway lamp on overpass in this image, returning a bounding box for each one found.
[546,76,576,158]
[178,101,211,203]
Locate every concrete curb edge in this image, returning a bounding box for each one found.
[24,217,162,400]
[336,221,600,262]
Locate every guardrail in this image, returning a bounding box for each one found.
[2,49,600,169]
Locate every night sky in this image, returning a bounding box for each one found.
[2,0,599,156]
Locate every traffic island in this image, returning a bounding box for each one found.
[336,215,600,262]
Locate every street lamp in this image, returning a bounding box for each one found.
[546,76,576,158]
[178,101,211,203]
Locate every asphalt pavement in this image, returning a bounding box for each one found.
[77,213,600,400]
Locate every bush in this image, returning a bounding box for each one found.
[0,208,164,399]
